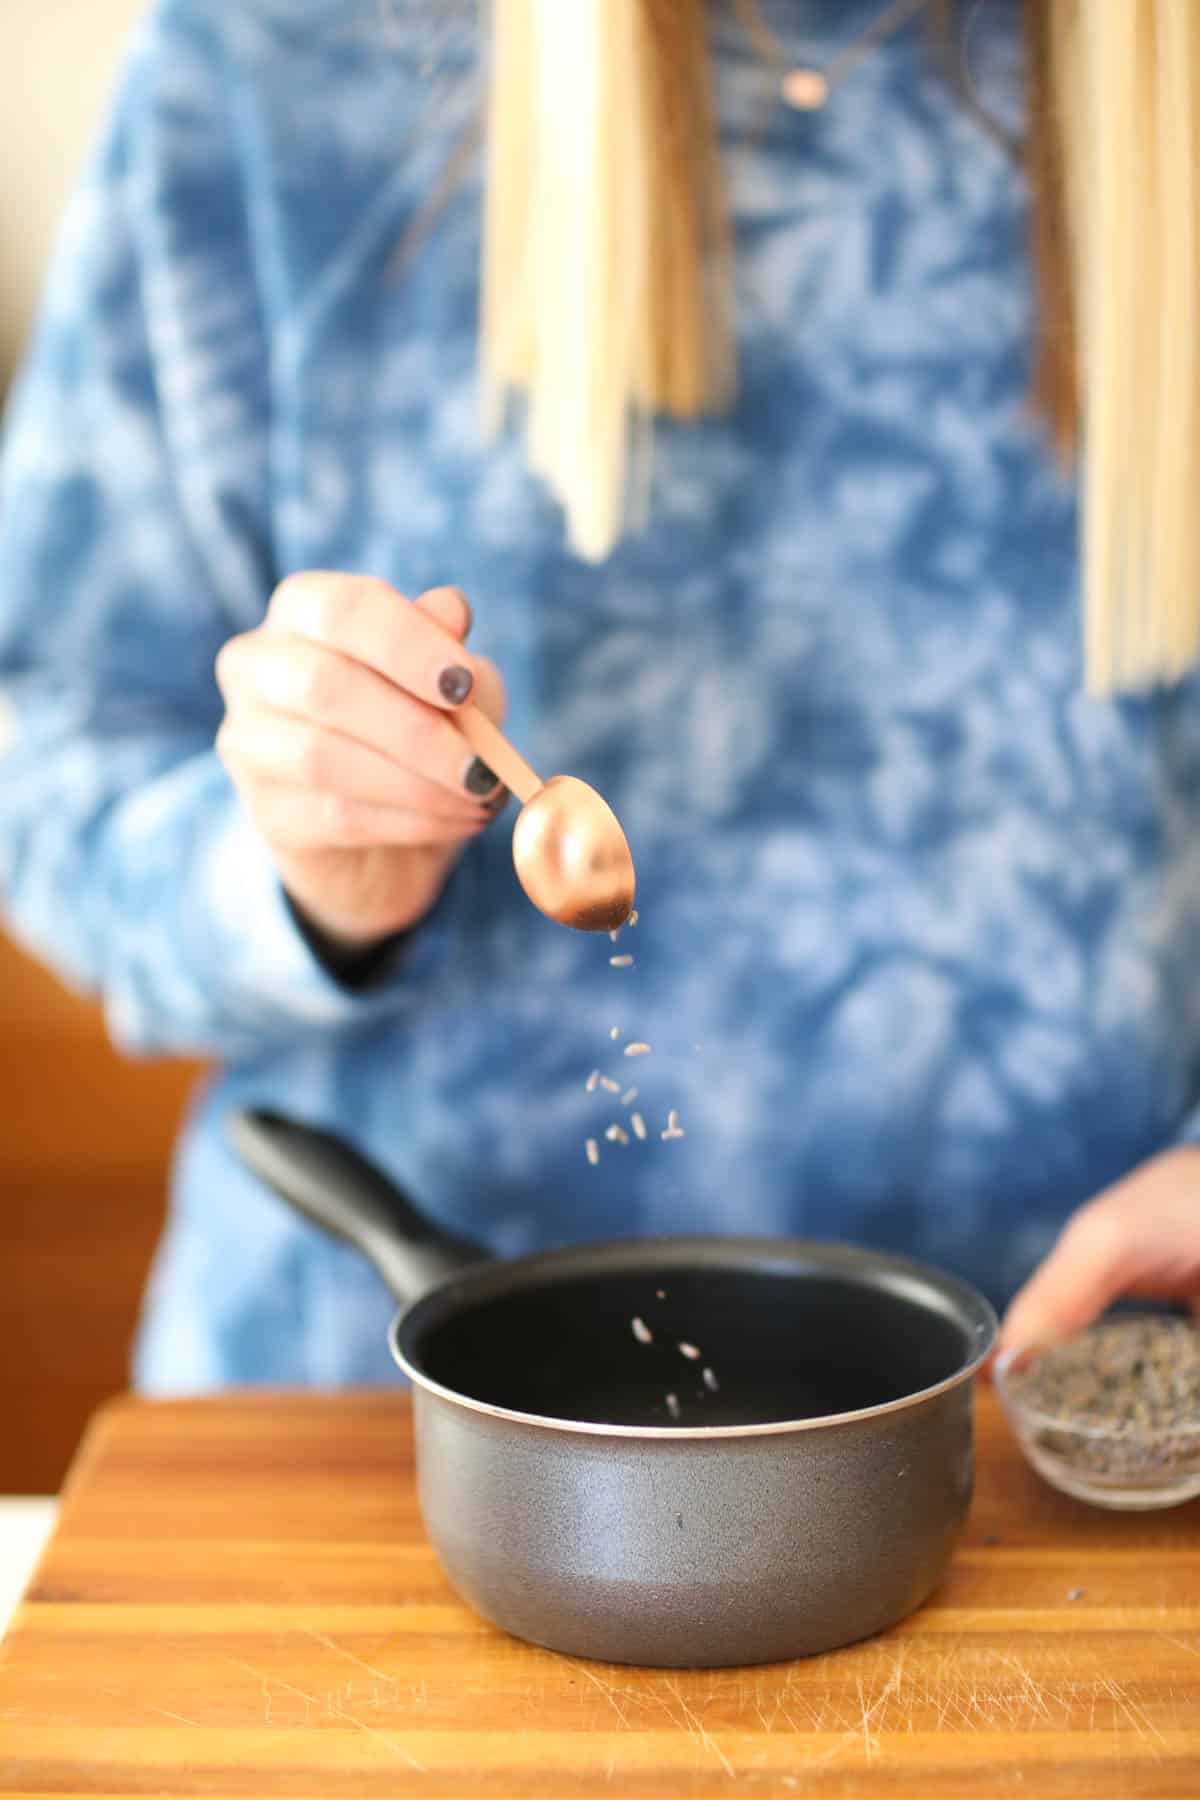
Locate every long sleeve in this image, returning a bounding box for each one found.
[0,0,444,1059]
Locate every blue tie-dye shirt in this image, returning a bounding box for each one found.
[3,0,1200,1391]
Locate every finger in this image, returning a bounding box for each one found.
[247,780,491,852]
[412,588,508,761]
[218,707,495,824]
[221,633,505,803]
[998,1202,1138,1360]
[268,572,480,711]
[413,584,472,640]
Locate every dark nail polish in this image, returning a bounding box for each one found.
[438,663,474,705]
[463,756,501,798]
[485,785,511,816]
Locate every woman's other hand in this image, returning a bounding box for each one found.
[998,1147,1200,1356]
[216,576,507,948]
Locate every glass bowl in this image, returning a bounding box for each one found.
[994,1316,1200,1511]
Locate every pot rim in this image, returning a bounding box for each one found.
[387,1234,999,1440]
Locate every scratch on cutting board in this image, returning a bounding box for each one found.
[777,1669,828,1734]
[662,1677,735,1779]
[982,1678,1025,1731]
[752,1682,775,1735]
[576,1663,634,1730]
[1097,1677,1167,1751]
[301,1625,396,1684]
[100,1686,205,1730]
[837,1641,1077,1764]
[805,1654,906,1768]
[324,1675,402,1717]
[1063,1639,1172,1747]
[917,1644,1001,1733]
[329,1700,428,1772]
[930,1647,976,1731]
[146,1704,204,1728]
[855,1674,876,1763]
[752,1670,822,1735]
[222,1653,426,1768]
[224,1655,323,1725]
[857,1645,906,1760]
[991,1651,1053,1724]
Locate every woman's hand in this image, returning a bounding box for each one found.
[216,575,507,948]
[998,1147,1200,1355]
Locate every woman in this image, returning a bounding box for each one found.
[0,0,1196,1390]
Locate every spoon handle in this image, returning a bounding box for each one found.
[454,703,543,805]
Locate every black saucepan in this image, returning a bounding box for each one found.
[229,1109,997,1667]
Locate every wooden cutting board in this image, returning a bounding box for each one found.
[1,1389,1198,1797]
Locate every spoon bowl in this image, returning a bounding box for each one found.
[512,775,635,931]
[454,705,636,932]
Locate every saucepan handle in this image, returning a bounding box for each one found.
[227,1108,489,1304]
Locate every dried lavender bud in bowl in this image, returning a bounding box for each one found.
[995,1316,1200,1510]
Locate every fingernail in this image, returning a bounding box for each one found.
[463,756,501,798]
[485,784,511,816]
[438,664,474,705]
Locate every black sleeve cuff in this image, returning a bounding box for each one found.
[282,889,410,993]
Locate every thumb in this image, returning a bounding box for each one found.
[998,1148,1200,1360]
[998,1202,1132,1362]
